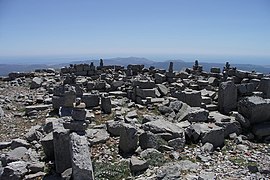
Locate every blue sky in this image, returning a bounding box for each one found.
[0,0,269,64]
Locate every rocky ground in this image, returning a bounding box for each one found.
[0,62,270,180]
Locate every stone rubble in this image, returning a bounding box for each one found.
[0,60,269,179]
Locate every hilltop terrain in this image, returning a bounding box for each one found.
[0,60,270,179]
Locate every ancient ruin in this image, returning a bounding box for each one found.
[0,59,270,179]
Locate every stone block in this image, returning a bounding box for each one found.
[70,133,94,180]
[136,88,156,99]
[132,80,155,89]
[257,78,270,98]
[40,133,54,160]
[238,96,270,124]
[218,81,237,114]
[82,93,100,108]
[53,126,71,173]
[119,123,138,154]
[101,96,112,114]
[172,89,202,107]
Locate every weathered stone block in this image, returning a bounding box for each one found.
[82,93,100,108]
[257,78,270,98]
[119,123,138,154]
[238,96,270,124]
[218,81,237,114]
[53,126,71,173]
[70,133,94,180]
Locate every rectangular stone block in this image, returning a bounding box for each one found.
[136,88,156,99]
[132,80,155,89]
[238,96,270,124]
[70,133,94,180]
[258,78,270,98]
[53,126,71,173]
[218,81,237,114]
[82,93,100,108]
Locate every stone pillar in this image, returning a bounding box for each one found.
[218,81,237,114]
[64,98,88,133]
[53,125,71,173]
[101,94,112,114]
[168,62,173,73]
[100,59,104,67]
[70,133,94,180]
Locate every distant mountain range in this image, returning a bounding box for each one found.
[0,57,269,76]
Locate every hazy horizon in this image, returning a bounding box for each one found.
[0,54,269,66]
[0,0,269,65]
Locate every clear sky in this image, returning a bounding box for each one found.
[0,0,269,64]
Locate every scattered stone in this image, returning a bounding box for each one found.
[70,133,94,180]
[218,81,237,114]
[119,123,138,154]
[130,156,149,173]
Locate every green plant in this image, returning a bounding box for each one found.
[144,152,168,167]
[93,161,130,180]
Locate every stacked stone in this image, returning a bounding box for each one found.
[126,64,144,76]
[63,98,88,133]
[193,60,203,73]
[52,84,76,116]
[131,80,156,104]
[101,93,112,114]
[166,62,176,83]
[60,62,96,76]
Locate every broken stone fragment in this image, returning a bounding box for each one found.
[119,123,138,154]
[70,133,94,180]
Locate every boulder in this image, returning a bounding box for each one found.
[130,156,149,173]
[82,93,100,108]
[156,84,168,96]
[169,101,183,112]
[168,137,185,151]
[24,125,43,142]
[1,161,28,180]
[210,111,242,137]
[158,106,173,115]
[186,123,225,147]
[252,122,270,138]
[218,81,237,114]
[4,147,28,164]
[86,128,110,145]
[139,131,160,150]
[172,89,202,107]
[106,120,123,136]
[143,119,185,140]
[257,77,270,98]
[119,123,138,154]
[10,139,30,150]
[238,96,270,124]
[30,77,43,89]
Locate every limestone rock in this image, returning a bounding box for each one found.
[86,128,110,145]
[1,161,28,180]
[218,81,237,114]
[119,123,138,154]
[70,133,94,180]
[30,77,43,89]
[130,156,149,173]
[238,96,270,124]
[143,119,185,140]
